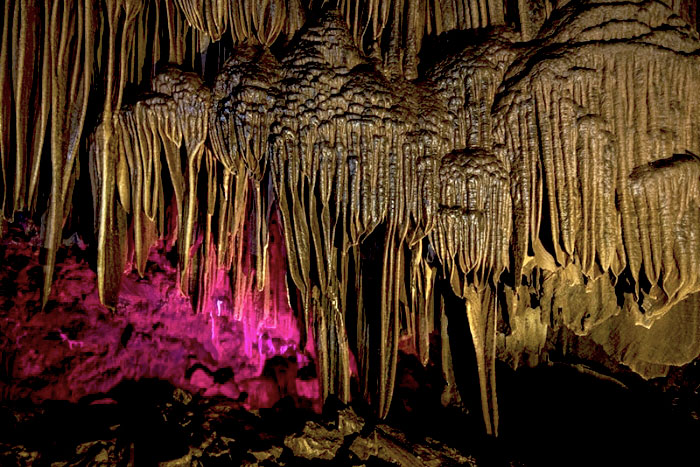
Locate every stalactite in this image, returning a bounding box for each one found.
[377,220,406,417]
[12,0,36,213]
[439,295,462,408]
[409,241,437,366]
[196,147,219,314]
[0,0,12,230]
[463,284,499,435]
[165,0,188,64]
[0,0,49,229]
[94,0,145,308]
[174,0,228,42]
[43,0,96,307]
[28,0,51,214]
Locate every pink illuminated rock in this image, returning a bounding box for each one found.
[0,220,320,412]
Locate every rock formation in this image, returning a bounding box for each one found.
[1,0,699,439]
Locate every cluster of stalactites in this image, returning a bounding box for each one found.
[493,0,700,325]
[262,12,519,435]
[88,41,288,323]
[174,0,300,45]
[0,0,190,306]
[173,0,512,78]
[268,61,450,415]
[431,149,511,293]
[427,148,510,435]
[0,0,98,308]
[81,7,518,432]
[7,0,700,439]
[90,68,210,302]
[208,45,282,296]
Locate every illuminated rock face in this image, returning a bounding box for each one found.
[1,0,700,437]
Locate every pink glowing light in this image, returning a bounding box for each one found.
[58,331,84,350]
[0,211,321,412]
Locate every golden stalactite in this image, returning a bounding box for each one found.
[42,0,96,307]
[0,0,50,230]
[94,0,145,308]
[197,146,218,313]
[174,0,229,42]
[252,0,288,46]
[228,0,289,46]
[465,285,499,435]
[12,0,37,214]
[28,0,51,214]
[376,219,408,417]
[0,1,13,228]
[164,0,188,64]
[406,240,437,366]
[116,0,145,110]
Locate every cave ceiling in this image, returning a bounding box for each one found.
[1,0,700,436]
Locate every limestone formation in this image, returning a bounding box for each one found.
[1,0,699,439]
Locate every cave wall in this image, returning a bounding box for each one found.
[1,0,700,436]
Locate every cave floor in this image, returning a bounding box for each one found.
[0,365,698,467]
[0,379,482,467]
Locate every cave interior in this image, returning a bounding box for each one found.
[1,0,700,465]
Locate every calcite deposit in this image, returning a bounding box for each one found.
[0,0,699,444]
